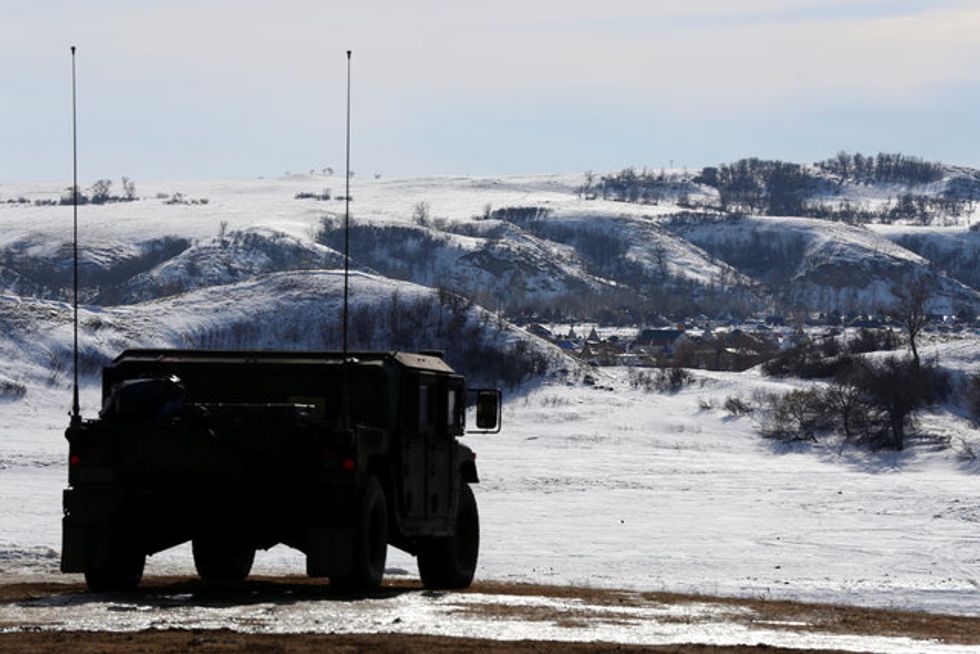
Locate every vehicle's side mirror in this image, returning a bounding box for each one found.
[468,389,501,434]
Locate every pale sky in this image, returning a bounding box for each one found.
[2,0,979,183]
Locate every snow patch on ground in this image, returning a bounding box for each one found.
[0,586,974,653]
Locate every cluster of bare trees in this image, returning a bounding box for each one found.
[587,168,701,205]
[816,151,945,186]
[586,153,973,226]
[58,177,138,206]
[758,356,948,451]
[695,158,820,215]
[759,278,950,450]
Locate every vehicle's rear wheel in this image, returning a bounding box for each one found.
[192,536,255,583]
[84,535,146,592]
[332,476,387,591]
[417,483,479,589]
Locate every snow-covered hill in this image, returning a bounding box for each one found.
[667,213,980,314]
[2,166,978,320]
[0,270,572,409]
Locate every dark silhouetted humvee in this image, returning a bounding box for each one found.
[61,348,500,592]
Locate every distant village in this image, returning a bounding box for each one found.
[520,312,976,372]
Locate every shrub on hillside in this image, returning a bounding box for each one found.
[724,395,753,416]
[295,189,331,201]
[628,366,694,393]
[489,206,553,225]
[757,389,831,442]
[846,328,899,354]
[0,378,27,400]
[762,335,855,379]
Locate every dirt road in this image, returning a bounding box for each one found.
[1,577,977,653]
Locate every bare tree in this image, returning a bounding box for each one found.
[579,169,595,198]
[888,276,931,369]
[653,243,669,282]
[90,179,112,204]
[412,201,430,227]
[824,373,864,441]
[121,176,136,201]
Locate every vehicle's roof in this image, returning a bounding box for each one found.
[112,349,457,374]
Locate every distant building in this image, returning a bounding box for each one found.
[631,328,686,353]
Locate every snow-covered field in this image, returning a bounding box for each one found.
[3,346,979,614]
[2,353,980,651]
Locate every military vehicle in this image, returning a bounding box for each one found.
[61,349,501,591]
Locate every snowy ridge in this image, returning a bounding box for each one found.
[114,228,347,304]
[3,170,979,317]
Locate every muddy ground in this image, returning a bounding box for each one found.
[1,577,978,653]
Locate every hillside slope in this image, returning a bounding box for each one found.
[0,270,572,407]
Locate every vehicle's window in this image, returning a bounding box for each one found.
[447,388,458,427]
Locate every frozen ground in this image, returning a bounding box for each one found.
[2,333,980,653]
[1,579,978,653]
[2,363,980,653]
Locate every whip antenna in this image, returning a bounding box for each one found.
[337,50,353,434]
[342,49,351,357]
[70,45,80,426]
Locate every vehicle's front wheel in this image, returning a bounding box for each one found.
[331,476,388,591]
[417,483,479,589]
[192,536,255,583]
[84,535,146,592]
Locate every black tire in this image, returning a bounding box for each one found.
[84,537,146,593]
[418,483,479,589]
[332,476,388,591]
[192,536,255,584]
